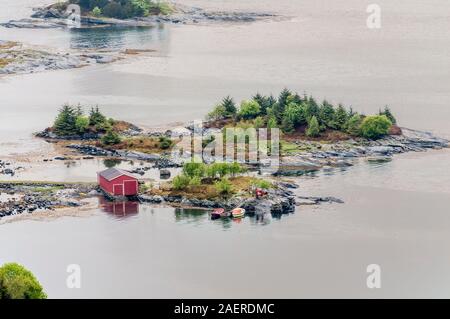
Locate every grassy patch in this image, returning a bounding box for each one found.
[150,176,259,200]
[30,186,65,194]
[0,41,18,50]
[280,140,301,155]
[0,58,13,68]
[105,136,174,153]
[150,176,275,200]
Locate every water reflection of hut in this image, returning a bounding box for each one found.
[99,197,139,218]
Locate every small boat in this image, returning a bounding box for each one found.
[211,208,225,220]
[232,208,246,219]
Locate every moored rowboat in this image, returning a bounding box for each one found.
[211,208,225,220]
[231,208,246,218]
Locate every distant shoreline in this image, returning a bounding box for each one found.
[1,1,281,30]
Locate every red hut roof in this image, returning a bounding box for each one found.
[98,168,137,181]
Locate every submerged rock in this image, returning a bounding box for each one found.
[367,156,393,163]
[297,196,344,205]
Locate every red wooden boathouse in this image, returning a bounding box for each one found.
[97,168,139,196]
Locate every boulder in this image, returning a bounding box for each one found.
[160,169,171,179]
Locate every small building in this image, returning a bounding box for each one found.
[97,168,139,196]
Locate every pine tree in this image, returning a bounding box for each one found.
[278,88,292,108]
[333,104,349,130]
[221,96,237,117]
[273,88,292,122]
[306,116,320,137]
[304,97,320,121]
[379,106,397,124]
[281,115,295,133]
[266,95,276,108]
[54,104,78,136]
[319,100,335,128]
[267,116,278,129]
[348,107,356,118]
[284,102,306,126]
[75,104,83,117]
[287,93,303,105]
[253,93,272,115]
[346,114,362,136]
[102,129,121,145]
[89,106,107,126]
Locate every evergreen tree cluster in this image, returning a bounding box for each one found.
[207,89,397,140]
[68,0,172,19]
[53,104,116,139]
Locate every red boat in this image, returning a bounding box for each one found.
[211,208,225,220]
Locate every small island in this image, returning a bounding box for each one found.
[60,0,174,20]
[1,1,277,29]
[11,89,443,220]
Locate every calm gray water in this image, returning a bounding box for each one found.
[1,0,450,298]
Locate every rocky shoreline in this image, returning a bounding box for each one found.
[1,3,280,30]
[0,182,97,218]
[38,123,449,174]
[275,128,449,176]
[139,182,296,214]
[0,40,124,76]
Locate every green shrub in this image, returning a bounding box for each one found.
[346,114,363,136]
[102,2,124,18]
[131,0,151,16]
[253,116,265,129]
[75,116,89,134]
[92,6,102,17]
[267,116,278,129]
[172,174,191,190]
[151,1,173,15]
[139,181,153,193]
[183,162,206,178]
[238,100,261,120]
[0,263,47,299]
[102,129,121,145]
[158,136,173,150]
[215,178,233,196]
[306,116,320,137]
[189,176,202,187]
[359,115,392,139]
[252,179,274,190]
[207,104,227,121]
[206,163,222,179]
[229,162,244,176]
[284,102,306,126]
[204,162,243,179]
